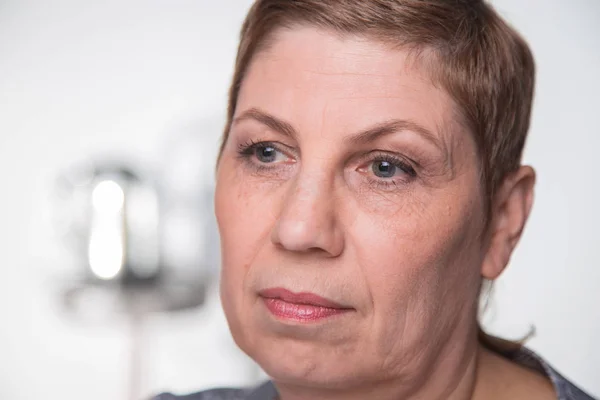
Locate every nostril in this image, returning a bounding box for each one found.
[270,186,344,256]
[271,217,344,257]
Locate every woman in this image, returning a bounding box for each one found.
[155,0,594,399]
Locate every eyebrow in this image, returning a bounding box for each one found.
[233,108,298,141]
[232,107,443,150]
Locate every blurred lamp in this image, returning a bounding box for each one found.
[51,159,211,400]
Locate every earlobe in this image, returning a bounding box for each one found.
[481,166,536,280]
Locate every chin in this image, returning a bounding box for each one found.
[240,330,369,389]
[222,290,377,388]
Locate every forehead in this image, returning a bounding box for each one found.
[237,27,462,143]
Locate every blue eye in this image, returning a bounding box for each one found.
[255,145,278,163]
[368,155,416,181]
[372,160,397,178]
[237,140,292,166]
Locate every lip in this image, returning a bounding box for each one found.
[258,288,353,322]
[259,288,348,308]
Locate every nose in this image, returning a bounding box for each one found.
[270,175,344,257]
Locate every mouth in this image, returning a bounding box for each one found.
[258,288,354,322]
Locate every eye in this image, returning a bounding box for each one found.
[362,155,416,180]
[254,144,284,163]
[237,140,294,167]
[372,160,398,178]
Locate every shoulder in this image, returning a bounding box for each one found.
[545,366,596,400]
[150,381,277,400]
[151,388,246,400]
[503,346,596,400]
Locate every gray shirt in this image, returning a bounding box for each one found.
[152,347,595,400]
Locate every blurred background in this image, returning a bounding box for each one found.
[0,0,598,399]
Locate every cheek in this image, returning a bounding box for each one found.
[346,207,482,374]
[352,212,442,315]
[350,189,484,331]
[215,159,279,282]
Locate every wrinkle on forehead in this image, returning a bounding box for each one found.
[240,26,476,182]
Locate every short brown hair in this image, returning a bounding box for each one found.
[220,0,535,208]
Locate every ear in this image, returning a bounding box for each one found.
[481,166,536,280]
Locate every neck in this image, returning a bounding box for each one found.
[274,327,488,400]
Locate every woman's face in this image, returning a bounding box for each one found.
[215,27,487,388]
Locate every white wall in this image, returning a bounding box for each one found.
[0,0,598,399]
[484,0,600,396]
[0,1,258,399]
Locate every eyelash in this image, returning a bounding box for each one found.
[236,140,417,188]
[363,152,417,189]
[237,138,272,156]
[236,139,295,176]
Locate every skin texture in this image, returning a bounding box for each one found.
[215,27,545,400]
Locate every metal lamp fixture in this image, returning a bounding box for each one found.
[51,158,214,400]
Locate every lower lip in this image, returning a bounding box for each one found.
[262,297,351,322]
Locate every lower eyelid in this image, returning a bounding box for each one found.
[239,152,296,176]
[364,178,407,193]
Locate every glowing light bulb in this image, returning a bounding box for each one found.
[88,180,125,280]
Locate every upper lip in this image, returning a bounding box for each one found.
[259,288,351,309]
